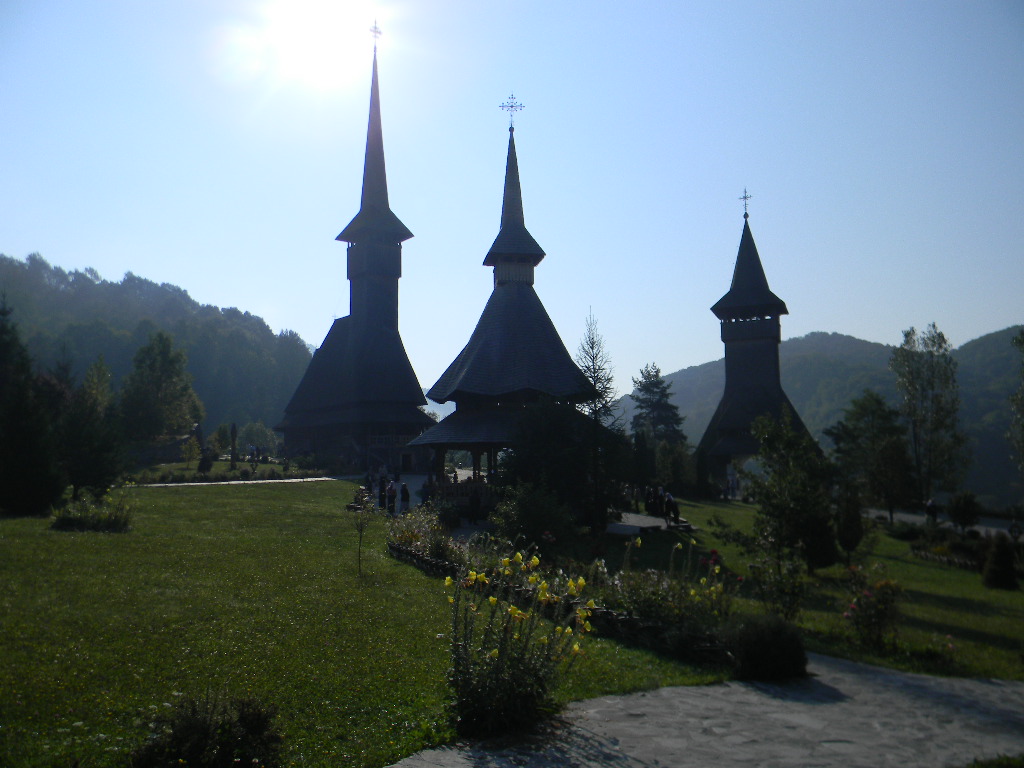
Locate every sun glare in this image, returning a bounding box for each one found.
[215,0,386,93]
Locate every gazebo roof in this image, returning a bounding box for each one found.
[426,282,595,404]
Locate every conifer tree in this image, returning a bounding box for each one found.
[629,363,685,444]
[0,301,65,515]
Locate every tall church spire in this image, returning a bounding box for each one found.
[337,49,412,244]
[484,127,545,267]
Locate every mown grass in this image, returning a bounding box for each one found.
[1,482,718,768]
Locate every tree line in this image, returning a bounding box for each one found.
[0,253,311,432]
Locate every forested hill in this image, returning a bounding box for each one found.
[617,329,1024,508]
[0,253,311,432]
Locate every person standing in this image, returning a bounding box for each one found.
[400,482,410,513]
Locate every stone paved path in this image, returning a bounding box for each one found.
[390,653,1024,768]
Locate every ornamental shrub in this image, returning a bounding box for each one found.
[129,692,282,768]
[719,614,807,680]
[446,551,592,737]
[843,564,903,648]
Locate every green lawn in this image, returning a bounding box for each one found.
[0,482,717,768]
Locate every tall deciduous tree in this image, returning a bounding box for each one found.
[120,331,204,441]
[889,323,968,504]
[825,389,914,523]
[1009,329,1024,479]
[630,363,685,444]
[60,357,123,498]
[747,407,837,572]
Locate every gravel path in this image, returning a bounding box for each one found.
[390,653,1024,768]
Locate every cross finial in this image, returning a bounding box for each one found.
[500,93,524,129]
[370,20,382,51]
[739,187,752,219]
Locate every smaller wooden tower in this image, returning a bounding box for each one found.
[697,211,812,489]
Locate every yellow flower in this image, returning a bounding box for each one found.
[539,635,548,644]
[675,542,683,550]
[572,642,581,655]
[501,558,511,567]
[489,596,498,606]
[584,621,592,632]
[445,576,453,587]
[567,581,578,596]
[555,626,563,634]
[577,577,586,588]
[448,596,455,604]
[504,568,512,576]
[529,555,540,567]
[635,537,642,548]
[528,575,538,584]
[477,573,489,584]
[489,648,499,659]
[691,538,697,545]
[468,570,477,582]
[565,626,573,636]
[586,599,596,609]
[700,577,707,586]
[514,552,523,563]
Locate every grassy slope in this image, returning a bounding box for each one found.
[1,482,716,768]
[674,500,1024,679]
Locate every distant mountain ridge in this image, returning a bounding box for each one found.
[617,329,1023,508]
[0,253,312,432]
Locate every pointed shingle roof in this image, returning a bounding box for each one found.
[711,216,788,320]
[337,51,413,245]
[484,127,545,266]
[426,283,594,404]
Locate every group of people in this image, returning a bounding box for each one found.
[368,471,410,516]
[631,484,681,525]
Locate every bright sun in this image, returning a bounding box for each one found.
[215,0,386,93]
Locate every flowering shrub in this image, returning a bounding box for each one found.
[747,554,805,621]
[51,491,132,532]
[843,564,903,648]
[446,551,592,736]
[388,504,467,567]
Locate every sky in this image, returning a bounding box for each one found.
[3,1,1023,401]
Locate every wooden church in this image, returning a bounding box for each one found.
[275,49,433,471]
[408,120,595,498]
[696,210,812,490]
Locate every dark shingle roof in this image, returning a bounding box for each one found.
[426,283,595,404]
[711,217,788,320]
[278,316,430,430]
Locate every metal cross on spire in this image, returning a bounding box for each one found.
[739,188,752,219]
[370,20,382,51]
[500,93,524,129]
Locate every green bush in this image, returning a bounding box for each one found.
[129,692,283,768]
[51,492,132,533]
[983,533,1020,590]
[491,482,576,556]
[719,614,807,680]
